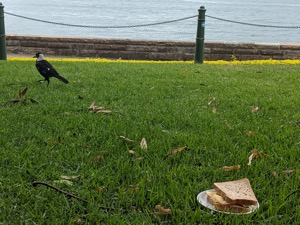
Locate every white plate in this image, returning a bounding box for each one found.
[197,189,259,214]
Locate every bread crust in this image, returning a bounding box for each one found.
[213,178,258,205]
[206,190,251,213]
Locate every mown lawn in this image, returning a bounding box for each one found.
[1,60,300,224]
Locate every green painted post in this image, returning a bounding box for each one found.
[194,6,206,64]
[0,2,7,60]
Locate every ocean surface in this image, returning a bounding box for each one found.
[2,0,300,43]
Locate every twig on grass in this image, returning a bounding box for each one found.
[285,189,300,201]
[32,181,88,203]
[32,181,127,212]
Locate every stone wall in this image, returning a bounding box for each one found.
[6,34,300,60]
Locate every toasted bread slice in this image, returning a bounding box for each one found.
[213,178,258,206]
[206,190,251,213]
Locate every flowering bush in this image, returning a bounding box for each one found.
[8,57,300,65]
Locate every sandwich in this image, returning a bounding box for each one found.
[206,178,258,213]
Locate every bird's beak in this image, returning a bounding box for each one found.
[33,56,37,58]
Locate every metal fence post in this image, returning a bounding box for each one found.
[0,2,7,60]
[194,6,206,64]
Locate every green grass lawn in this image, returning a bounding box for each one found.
[1,60,300,224]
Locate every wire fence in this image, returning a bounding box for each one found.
[206,15,300,29]
[4,11,300,29]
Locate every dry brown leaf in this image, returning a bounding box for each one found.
[281,169,296,174]
[273,169,296,176]
[96,109,112,114]
[247,131,256,137]
[19,87,28,100]
[72,218,84,224]
[54,180,73,186]
[97,186,105,193]
[88,99,112,113]
[212,106,217,113]
[119,136,134,144]
[124,184,140,193]
[248,150,258,166]
[61,175,80,180]
[9,99,21,104]
[208,97,216,106]
[93,155,105,162]
[129,150,136,155]
[88,99,96,111]
[154,205,172,215]
[248,149,267,165]
[29,98,38,104]
[222,165,241,171]
[250,105,259,113]
[272,171,278,176]
[94,106,105,111]
[61,112,71,116]
[165,146,187,158]
[140,138,147,150]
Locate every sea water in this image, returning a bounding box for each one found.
[2,0,300,43]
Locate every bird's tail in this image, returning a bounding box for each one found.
[55,74,69,84]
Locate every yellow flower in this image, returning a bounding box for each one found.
[7,57,300,65]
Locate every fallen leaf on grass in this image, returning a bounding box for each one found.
[248,149,267,165]
[165,146,187,158]
[96,155,104,161]
[19,87,28,100]
[61,175,80,180]
[61,112,71,116]
[249,105,259,113]
[88,98,96,111]
[212,106,217,114]
[124,184,140,193]
[140,138,147,150]
[282,169,296,174]
[72,218,84,224]
[120,136,134,144]
[96,109,112,114]
[272,169,296,176]
[208,97,216,106]
[8,87,38,105]
[129,150,136,155]
[29,98,38,104]
[222,165,241,171]
[88,98,112,114]
[154,205,172,215]
[54,180,73,186]
[9,99,21,104]
[97,186,105,193]
[247,131,256,137]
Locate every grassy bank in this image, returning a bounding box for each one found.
[1,59,300,224]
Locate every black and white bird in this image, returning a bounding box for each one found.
[33,53,69,85]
